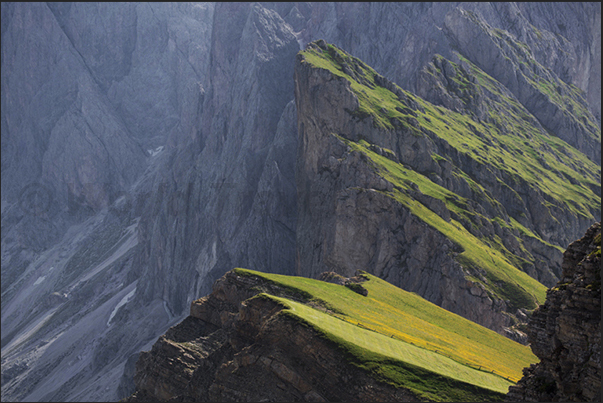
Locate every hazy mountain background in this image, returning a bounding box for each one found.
[1,2,600,402]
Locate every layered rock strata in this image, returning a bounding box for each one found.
[507,222,601,402]
[126,270,422,402]
[2,3,600,402]
[294,41,598,339]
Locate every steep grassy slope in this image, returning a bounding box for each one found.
[447,9,601,164]
[302,43,600,224]
[235,268,538,401]
[297,41,600,312]
[342,137,547,311]
[419,53,600,220]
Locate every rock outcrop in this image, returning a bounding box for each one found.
[293,41,599,338]
[125,270,423,402]
[507,222,601,402]
[1,3,600,402]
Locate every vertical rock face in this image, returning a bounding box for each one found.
[1,3,214,402]
[514,2,602,125]
[293,41,599,338]
[1,3,600,402]
[1,2,145,212]
[507,222,601,402]
[132,2,301,321]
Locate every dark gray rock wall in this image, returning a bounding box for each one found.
[1,2,600,402]
[507,222,601,402]
[1,2,145,212]
[515,2,601,125]
[1,3,214,402]
[132,2,301,319]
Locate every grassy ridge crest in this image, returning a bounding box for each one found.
[298,41,600,309]
[300,42,600,221]
[233,268,539,401]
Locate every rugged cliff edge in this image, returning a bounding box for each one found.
[294,41,600,339]
[125,271,424,402]
[2,4,600,401]
[507,222,601,402]
[125,268,538,402]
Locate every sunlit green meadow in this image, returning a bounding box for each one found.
[235,268,539,401]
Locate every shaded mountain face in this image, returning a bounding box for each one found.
[1,3,215,402]
[294,40,599,337]
[1,2,600,402]
[507,222,601,402]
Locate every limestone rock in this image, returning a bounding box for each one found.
[507,222,601,402]
[125,270,422,402]
[295,42,571,337]
[1,3,600,402]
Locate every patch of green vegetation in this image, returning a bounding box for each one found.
[524,74,599,137]
[482,234,535,271]
[507,217,565,253]
[301,44,600,223]
[431,153,447,162]
[423,58,599,220]
[340,138,547,311]
[431,55,481,106]
[277,296,509,401]
[301,43,423,132]
[477,19,597,136]
[452,170,503,215]
[234,268,344,315]
[234,269,538,400]
[417,97,599,220]
[465,22,599,141]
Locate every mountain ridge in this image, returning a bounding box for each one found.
[294,40,599,337]
[125,267,536,402]
[1,3,600,401]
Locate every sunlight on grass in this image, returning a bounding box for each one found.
[301,43,601,221]
[235,269,538,384]
[339,138,547,310]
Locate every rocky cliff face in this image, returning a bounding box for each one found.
[294,40,599,338]
[125,270,423,402]
[1,3,214,402]
[131,2,301,320]
[507,222,601,402]
[1,3,600,402]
